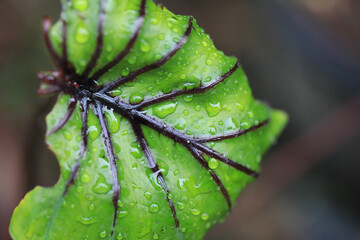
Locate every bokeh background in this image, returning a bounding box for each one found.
[1,0,359,239]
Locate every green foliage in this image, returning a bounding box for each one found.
[10,0,287,239]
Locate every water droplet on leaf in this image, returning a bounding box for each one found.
[122,67,130,76]
[183,95,194,102]
[99,230,106,238]
[92,173,111,194]
[80,172,91,183]
[77,216,97,226]
[201,213,209,221]
[73,0,88,11]
[208,158,219,169]
[130,142,143,159]
[127,56,137,64]
[149,203,160,214]
[205,102,221,117]
[75,22,89,44]
[144,191,152,200]
[153,101,177,119]
[191,209,200,216]
[129,93,144,104]
[177,202,185,210]
[117,233,124,240]
[140,39,151,52]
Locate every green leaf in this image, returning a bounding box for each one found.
[10,0,288,239]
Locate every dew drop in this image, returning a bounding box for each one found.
[87,195,94,201]
[177,178,186,189]
[144,191,152,200]
[208,158,219,170]
[75,22,89,44]
[117,233,124,240]
[129,93,144,104]
[148,169,163,191]
[99,230,106,238]
[224,117,239,131]
[132,183,142,189]
[174,118,186,130]
[150,18,159,25]
[118,210,128,219]
[241,121,250,130]
[110,89,123,96]
[153,101,177,119]
[89,202,95,211]
[92,173,111,194]
[132,163,138,169]
[122,130,129,136]
[128,56,137,64]
[76,186,84,192]
[236,102,245,111]
[73,0,88,11]
[205,102,222,117]
[183,95,194,102]
[88,113,101,140]
[157,159,169,176]
[80,172,91,183]
[140,39,151,52]
[99,149,106,157]
[104,108,120,134]
[204,76,212,83]
[209,126,217,135]
[177,202,185,210]
[114,143,121,154]
[153,233,159,239]
[149,203,160,214]
[117,200,125,208]
[205,222,211,229]
[63,130,72,140]
[179,82,197,90]
[77,216,97,226]
[130,142,143,159]
[247,111,254,119]
[98,157,109,169]
[191,209,200,216]
[201,213,209,221]
[209,142,216,148]
[122,67,130,76]
[206,59,213,66]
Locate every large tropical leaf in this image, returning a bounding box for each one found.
[10,0,287,239]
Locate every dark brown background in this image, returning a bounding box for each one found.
[1,0,360,239]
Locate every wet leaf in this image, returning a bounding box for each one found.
[10,0,287,239]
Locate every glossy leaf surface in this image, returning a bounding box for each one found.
[10,0,287,239]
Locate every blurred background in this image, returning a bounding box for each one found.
[0,0,359,239]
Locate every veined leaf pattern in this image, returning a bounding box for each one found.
[10,0,287,239]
